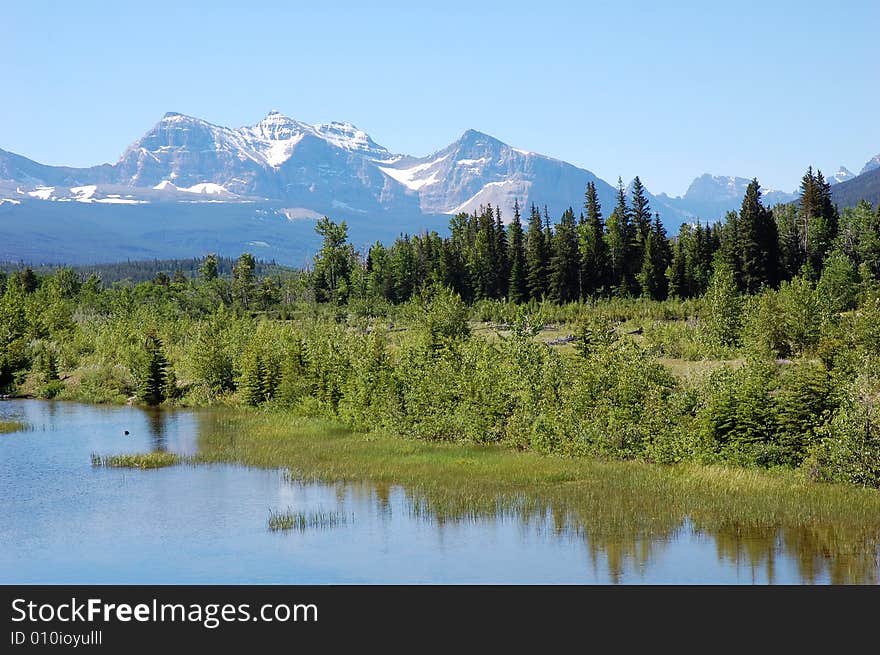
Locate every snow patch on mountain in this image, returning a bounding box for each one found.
[378,154,450,191]
[829,166,855,185]
[27,186,54,200]
[179,182,228,195]
[71,185,97,201]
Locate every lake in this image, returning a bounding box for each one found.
[1,399,877,584]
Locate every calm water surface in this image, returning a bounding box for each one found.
[1,400,876,584]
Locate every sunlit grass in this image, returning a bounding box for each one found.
[91,451,183,469]
[268,508,350,532]
[0,419,27,434]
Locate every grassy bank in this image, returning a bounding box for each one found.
[179,410,880,583]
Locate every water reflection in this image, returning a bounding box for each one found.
[145,407,168,452]
[2,399,879,584]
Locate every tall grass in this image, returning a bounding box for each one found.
[0,419,27,434]
[267,508,350,532]
[194,410,880,583]
[91,451,183,469]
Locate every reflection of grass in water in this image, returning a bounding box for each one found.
[268,508,350,532]
[0,420,27,434]
[194,410,880,583]
[91,451,183,469]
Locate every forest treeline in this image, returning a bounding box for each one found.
[2,170,880,488]
[314,169,880,308]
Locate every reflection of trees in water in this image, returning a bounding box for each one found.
[144,408,168,452]
[199,413,880,583]
[702,524,879,585]
[374,480,879,584]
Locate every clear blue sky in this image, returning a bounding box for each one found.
[2,0,878,196]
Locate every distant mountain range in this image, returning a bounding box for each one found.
[1,110,878,264]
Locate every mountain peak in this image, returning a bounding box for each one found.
[829,166,855,185]
[862,154,880,176]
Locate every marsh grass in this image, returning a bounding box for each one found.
[91,451,183,469]
[194,410,880,582]
[268,508,351,532]
[0,419,27,434]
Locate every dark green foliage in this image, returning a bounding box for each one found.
[525,204,550,300]
[549,208,580,303]
[200,254,219,281]
[606,178,635,295]
[737,179,780,293]
[579,181,610,297]
[137,331,167,406]
[507,201,528,303]
[232,253,257,309]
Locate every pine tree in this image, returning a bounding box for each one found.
[137,331,168,406]
[494,206,509,299]
[667,231,688,298]
[200,254,219,281]
[238,349,265,407]
[579,181,610,297]
[605,177,634,294]
[232,252,257,309]
[525,204,550,300]
[630,176,652,245]
[638,214,671,300]
[550,208,580,303]
[738,179,780,293]
[705,260,743,347]
[507,200,528,303]
[798,168,839,275]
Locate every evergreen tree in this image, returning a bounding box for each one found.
[238,349,265,406]
[798,168,840,275]
[549,208,580,303]
[737,179,780,293]
[605,177,634,294]
[311,217,354,303]
[137,331,168,406]
[507,200,528,303]
[579,181,610,297]
[200,254,219,281]
[630,176,653,245]
[638,214,671,300]
[494,206,509,298]
[232,252,257,309]
[705,260,743,347]
[525,204,550,300]
[667,230,688,298]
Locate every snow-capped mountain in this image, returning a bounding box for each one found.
[2,110,877,264]
[0,111,633,236]
[861,154,880,176]
[375,128,619,219]
[651,174,797,224]
[829,166,856,185]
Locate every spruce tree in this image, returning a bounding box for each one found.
[200,253,219,281]
[630,176,653,244]
[579,181,610,297]
[549,208,580,303]
[605,177,634,294]
[507,200,528,303]
[638,214,671,300]
[232,252,257,308]
[494,206,509,299]
[737,179,780,293]
[137,331,168,406]
[525,204,550,300]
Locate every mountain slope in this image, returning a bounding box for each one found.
[831,167,880,209]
